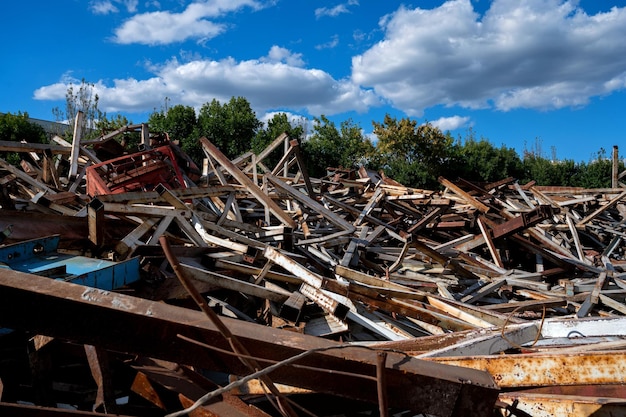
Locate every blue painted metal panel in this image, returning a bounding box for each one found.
[0,235,140,291]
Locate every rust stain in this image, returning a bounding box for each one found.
[428,351,626,388]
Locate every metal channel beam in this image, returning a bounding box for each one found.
[0,269,498,417]
[430,351,626,388]
[499,392,626,417]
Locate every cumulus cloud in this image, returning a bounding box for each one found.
[34,49,380,116]
[315,0,359,19]
[261,46,305,67]
[352,0,626,115]
[112,0,261,45]
[430,115,470,131]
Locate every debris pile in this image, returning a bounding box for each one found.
[0,120,625,416]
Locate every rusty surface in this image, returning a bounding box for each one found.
[430,351,626,388]
[131,372,167,410]
[0,268,499,417]
[85,145,187,197]
[499,392,626,417]
[489,205,556,239]
[5,127,626,416]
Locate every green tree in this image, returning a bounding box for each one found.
[251,113,305,170]
[149,104,197,142]
[0,112,47,143]
[0,112,47,164]
[520,138,580,186]
[371,115,455,188]
[196,97,262,161]
[302,115,374,178]
[457,131,524,183]
[572,149,613,188]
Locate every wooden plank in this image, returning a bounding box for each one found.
[354,188,386,226]
[439,176,490,213]
[266,174,355,233]
[578,189,626,225]
[200,137,296,228]
[180,263,291,303]
[0,140,72,155]
[577,271,608,318]
[0,158,57,195]
[426,296,494,328]
[68,110,83,179]
[599,294,626,314]
[244,133,289,173]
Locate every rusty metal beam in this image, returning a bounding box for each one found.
[430,351,626,388]
[499,392,626,417]
[132,358,274,417]
[489,205,555,240]
[0,210,134,249]
[84,345,118,413]
[0,269,499,417]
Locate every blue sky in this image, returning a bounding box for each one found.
[3,0,626,163]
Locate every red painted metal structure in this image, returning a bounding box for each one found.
[86,146,187,197]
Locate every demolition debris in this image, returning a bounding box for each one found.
[1,114,626,416]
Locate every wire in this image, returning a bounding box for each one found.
[165,338,407,417]
[500,305,546,352]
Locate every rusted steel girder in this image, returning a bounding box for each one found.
[429,351,626,388]
[487,205,557,240]
[499,392,626,417]
[0,269,499,417]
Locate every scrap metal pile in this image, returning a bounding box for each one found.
[0,121,625,416]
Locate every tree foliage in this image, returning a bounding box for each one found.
[38,87,621,190]
[571,149,614,189]
[371,115,455,188]
[0,112,47,144]
[456,131,524,183]
[148,104,197,157]
[196,97,262,161]
[302,115,374,178]
[252,113,305,170]
[0,112,47,165]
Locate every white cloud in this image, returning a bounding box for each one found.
[112,0,261,45]
[430,115,470,131]
[34,49,380,117]
[315,0,358,18]
[122,0,139,13]
[352,0,626,115]
[90,1,119,14]
[261,46,305,67]
[90,0,138,14]
[259,111,310,131]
